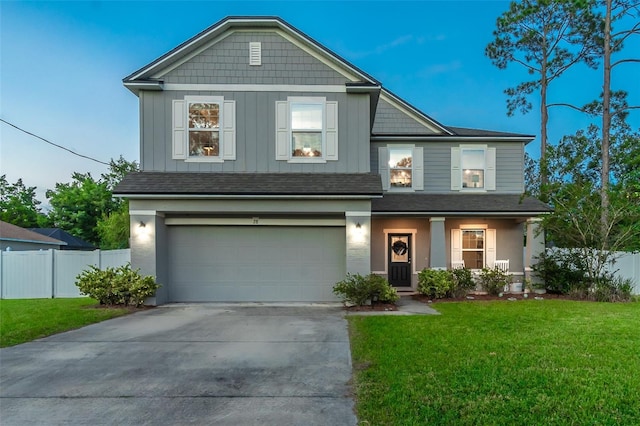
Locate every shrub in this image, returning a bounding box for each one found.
[451,267,475,297]
[333,273,398,306]
[76,263,159,306]
[478,267,510,296]
[533,251,587,294]
[593,277,634,303]
[418,269,455,299]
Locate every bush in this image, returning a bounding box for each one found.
[333,273,398,306]
[533,251,587,294]
[478,267,510,296]
[451,267,476,297]
[418,269,455,299]
[76,264,160,307]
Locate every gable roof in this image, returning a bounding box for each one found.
[29,228,95,250]
[124,16,380,90]
[0,221,66,246]
[114,172,383,197]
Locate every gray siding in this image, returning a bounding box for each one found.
[372,99,439,135]
[140,91,370,173]
[371,141,524,193]
[161,32,347,85]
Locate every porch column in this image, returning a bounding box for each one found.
[129,210,168,305]
[345,211,371,275]
[525,218,544,282]
[429,217,446,269]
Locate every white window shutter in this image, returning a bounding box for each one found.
[451,147,461,190]
[221,100,236,160]
[451,229,462,263]
[172,99,187,159]
[275,101,290,160]
[486,229,496,268]
[485,147,496,190]
[413,146,424,190]
[325,101,338,161]
[378,147,389,190]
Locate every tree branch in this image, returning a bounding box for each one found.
[547,103,592,114]
[611,58,640,68]
[612,105,640,117]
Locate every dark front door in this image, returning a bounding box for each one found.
[388,234,412,287]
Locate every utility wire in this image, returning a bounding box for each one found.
[1,118,110,165]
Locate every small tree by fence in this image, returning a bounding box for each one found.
[0,249,130,299]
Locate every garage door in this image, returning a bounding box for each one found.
[167,226,346,302]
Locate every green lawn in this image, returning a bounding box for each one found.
[349,300,640,425]
[0,298,132,347]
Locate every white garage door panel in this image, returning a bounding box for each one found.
[167,226,346,302]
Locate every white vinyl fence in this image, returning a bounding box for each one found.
[0,249,131,299]
[607,251,640,294]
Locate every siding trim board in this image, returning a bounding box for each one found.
[164,84,347,92]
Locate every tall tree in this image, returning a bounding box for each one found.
[486,0,600,194]
[597,0,639,244]
[0,175,49,228]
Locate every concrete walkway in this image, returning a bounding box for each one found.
[0,304,356,426]
[346,296,440,316]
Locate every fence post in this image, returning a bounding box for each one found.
[50,249,56,299]
[97,249,102,269]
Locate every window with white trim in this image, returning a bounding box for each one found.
[188,101,220,157]
[451,145,496,191]
[462,229,485,269]
[378,146,424,191]
[451,227,496,270]
[275,97,338,162]
[172,95,236,162]
[389,148,413,188]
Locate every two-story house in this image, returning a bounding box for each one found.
[115,16,550,305]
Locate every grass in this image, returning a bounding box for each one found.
[349,300,640,425]
[0,298,132,347]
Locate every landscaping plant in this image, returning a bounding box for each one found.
[417,269,454,299]
[333,273,399,306]
[477,266,510,296]
[76,263,159,306]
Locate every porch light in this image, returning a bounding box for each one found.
[139,221,146,228]
[356,222,362,229]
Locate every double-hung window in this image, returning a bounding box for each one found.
[172,95,236,162]
[378,146,424,191]
[389,148,413,188]
[451,145,496,191]
[451,227,496,270]
[188,101,220,157]
[291,101,323,158]
[275,97,338,162]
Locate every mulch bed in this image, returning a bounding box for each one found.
[344,302,399,311]
[413,293,574,303]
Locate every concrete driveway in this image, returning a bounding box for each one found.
[0,303,356,425]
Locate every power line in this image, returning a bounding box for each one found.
[0,118,110,166]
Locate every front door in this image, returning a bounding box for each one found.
[388,234,412,287]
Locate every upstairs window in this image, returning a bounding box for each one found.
[275,97,338,162]
[378,146,423,191]
[291,102,323,158]
[172,95,236,162]
[389,148,413,188]
[451,145,496,191]
[462,149,485,189]
[188,102,220,157]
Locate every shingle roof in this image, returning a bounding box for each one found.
[114,172,383,196]
[0,221,66,245]
[29,228,95,250]
[447,126,534,138]
[372,194,551,215]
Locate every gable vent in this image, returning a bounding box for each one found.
[249,42,262,66]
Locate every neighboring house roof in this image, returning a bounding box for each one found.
[114,172,383,197]
[0,221,67,246]
[28,228,95,250]
[372,194,551,216]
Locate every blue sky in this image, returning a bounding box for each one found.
[1,0,638,203]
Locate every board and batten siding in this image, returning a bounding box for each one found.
[160,31,347,86]
[140,90,370,173]
[370,141,525,193]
